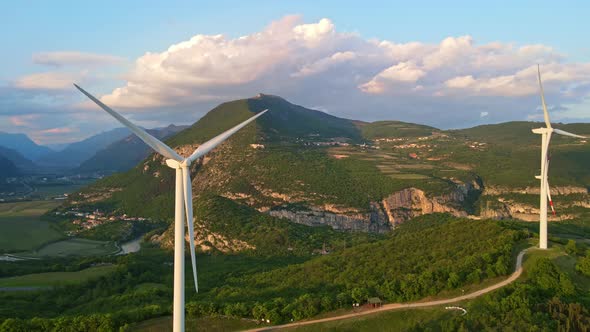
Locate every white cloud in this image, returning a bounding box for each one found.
[292,51,357,78]
[9,15,589,140]
[13,71,86,90]
[360,62,426,94]
[33,51,125,67]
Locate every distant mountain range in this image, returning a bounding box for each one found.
[0,132,53,160]
[0,125,187,176]
[0,155,19,179]
[77,125,188,173]
[35,128,132,168]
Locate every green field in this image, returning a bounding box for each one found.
[132,316,259,332]
[15,238,120,258]
[0,265,117,287]
[0,201,63,252]
[287,307,454,332]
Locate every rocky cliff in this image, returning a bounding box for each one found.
[483,185,588,196]
[268,182,481,232]
[381,187,470,226]
[269,202,390,233]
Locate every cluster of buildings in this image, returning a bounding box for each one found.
[467,141,487,150]
[374,137,407,143]
[303,141,351,147]
[392,143,434,150]
[55,209,148,230]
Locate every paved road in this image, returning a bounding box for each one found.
[245,248,530,331]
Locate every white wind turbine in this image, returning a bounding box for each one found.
[74,84,268,332]
[532,65,586,249]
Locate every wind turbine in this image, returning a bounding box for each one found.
[74,84,268,331]
[532,65,586,249]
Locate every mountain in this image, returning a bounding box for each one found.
[0,155,19,179]
[76,125,188,173]
[0,146,37,173]
[0,132,52,160]
[65,94,590,251]
[36,128,132,168]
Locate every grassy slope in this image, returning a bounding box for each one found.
[450,121,590,187]
[359,120,439,139]
[0,265,117,287]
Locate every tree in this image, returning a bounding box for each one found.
[575,250,590,277]
[565,240,577,255]
[351,287,369,303]
[447,272,460,289]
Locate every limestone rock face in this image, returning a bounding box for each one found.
[381,188,469,226]
[268,183,481,232]
[269,202,390,233]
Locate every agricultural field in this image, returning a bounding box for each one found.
[0,265,117,288]
[15,238,119,258]
[0,201,63,253]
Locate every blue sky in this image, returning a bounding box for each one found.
[1,1,589,144]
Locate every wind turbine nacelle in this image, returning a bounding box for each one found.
[532,128,552,134]
[166,159,182,169]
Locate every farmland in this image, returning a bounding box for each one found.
[0,265,117,288]
[0,201,63,253]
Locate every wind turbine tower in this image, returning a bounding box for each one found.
[533,65,586,249]
[74,84,268,332]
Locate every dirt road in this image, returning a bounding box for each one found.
[245,248,530,331]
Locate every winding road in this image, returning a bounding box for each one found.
[245,247,531,331]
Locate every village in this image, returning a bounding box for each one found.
[54,209,150,231]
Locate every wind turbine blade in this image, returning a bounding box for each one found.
[537,65,552,129]
[553,128,587,139]
[74,84,183,161]
[545,156,556,216]
[546,179,556,216]
[182,168,199,293]
[187,109,269,163]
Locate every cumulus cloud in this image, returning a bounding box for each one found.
[5,15,590,144]
[33,51,125,67]
[360,62,426,94]
[94,15,590,127]
[292,51,356,78]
